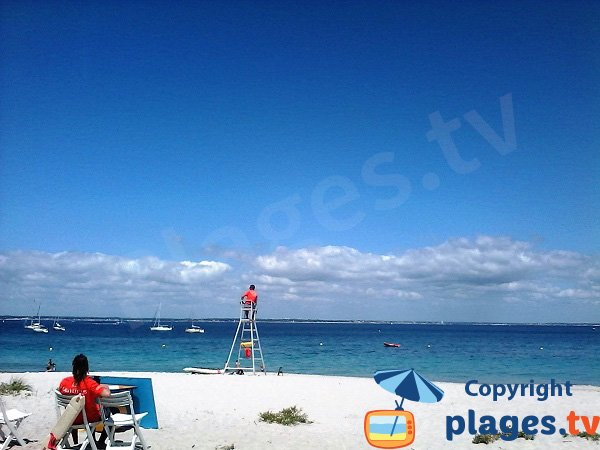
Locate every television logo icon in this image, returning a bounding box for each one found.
[365,369,444,448]
[364,410,415,449]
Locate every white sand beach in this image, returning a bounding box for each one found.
[1,372,598,450]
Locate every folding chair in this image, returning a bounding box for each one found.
[0,397,31,450]
[54,391,101,450]
[98,392,148,450]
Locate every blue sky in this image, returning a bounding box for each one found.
[1,1,598,321]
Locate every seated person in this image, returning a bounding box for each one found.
[241,284,258,319]
[58,354,110,448]
[46,358,56,371]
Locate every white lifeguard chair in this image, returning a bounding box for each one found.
[223,301,266,375]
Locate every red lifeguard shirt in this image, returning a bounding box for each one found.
[58,375,105,423]
[243,290,258,304]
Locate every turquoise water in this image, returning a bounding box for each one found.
[1,318,598,385]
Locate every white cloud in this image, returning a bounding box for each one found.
[0,251,233,317]
[1,237,598,322]
[251,236,599,320]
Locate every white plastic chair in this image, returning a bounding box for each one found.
[54,391,101,450]
[98,391,148,450]
[0,397,31,450]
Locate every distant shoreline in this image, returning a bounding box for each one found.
[2,315,598,326]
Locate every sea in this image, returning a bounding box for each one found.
[1,317,599,386]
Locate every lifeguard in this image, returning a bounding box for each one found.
[241,284,258,319]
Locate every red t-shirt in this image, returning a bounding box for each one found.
[243,290,258,304]
[58,375,105,423]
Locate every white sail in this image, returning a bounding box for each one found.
[150,303,173,331]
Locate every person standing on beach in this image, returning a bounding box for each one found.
[58,354,110,448]
[241,284,258,319]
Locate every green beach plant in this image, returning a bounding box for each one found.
[259,405,312,426]
[215,444,235,450]
[0,377,32,395]
[472,430,535,444]
[472,433,500,444]
[517,431,535,440]
[566,432,600,441]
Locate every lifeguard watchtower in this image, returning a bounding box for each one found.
[223,301,266,375]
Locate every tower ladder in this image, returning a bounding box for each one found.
[223,301,266,375]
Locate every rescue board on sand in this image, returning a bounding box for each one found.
[183,367,223,375]
[42,394,84,450]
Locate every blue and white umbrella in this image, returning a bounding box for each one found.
[373,368,444,437]
[374,368,444,410]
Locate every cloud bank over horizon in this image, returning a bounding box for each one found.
[1,236,598,322]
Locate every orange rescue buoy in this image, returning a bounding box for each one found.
[245,347,251,358]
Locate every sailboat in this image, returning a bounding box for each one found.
[24,303,41,330]
[24,317,40,330]
[185,319,204,334]
[53,317,66,332]
[150,303,173,331]
[32,324,48,333]
[26,303,48,333]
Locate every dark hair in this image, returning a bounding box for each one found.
[249,284,255,290]
[72,354,89,384]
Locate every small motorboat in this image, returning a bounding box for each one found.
[185,324,205,334]
[383,342,401,347]
[185,317,204,333]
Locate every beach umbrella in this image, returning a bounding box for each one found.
[374,368,444,409]
[373,368,444,437]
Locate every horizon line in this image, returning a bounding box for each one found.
[2,315,598,327]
